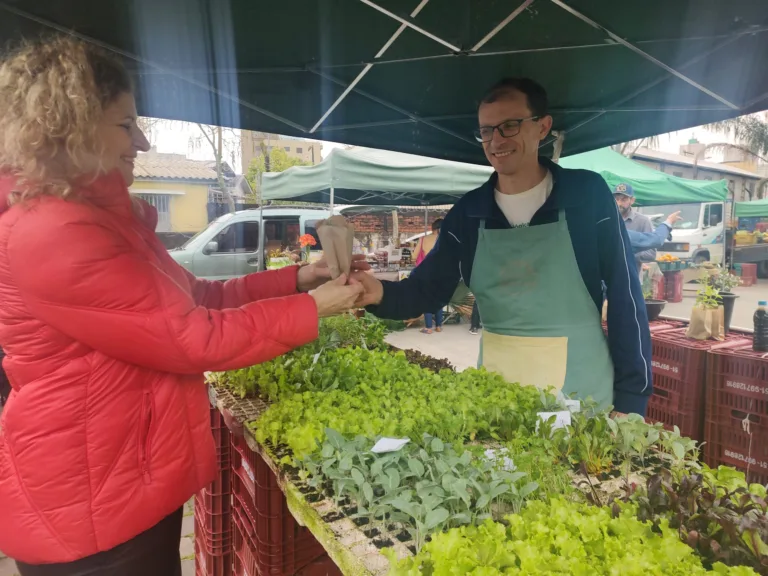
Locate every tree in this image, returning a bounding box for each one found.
[189,124,240,213]
[694,115,768,183]
[246,147,311,203]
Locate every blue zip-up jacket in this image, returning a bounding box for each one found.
[369,158,653,415]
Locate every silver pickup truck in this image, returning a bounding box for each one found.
[169,206,331,280]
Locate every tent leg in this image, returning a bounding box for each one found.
[424,205,428,235]
[259,204,266,271]
[551,131,566,163]
[330,186,335,213]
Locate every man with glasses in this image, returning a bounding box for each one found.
[353,78,652,416]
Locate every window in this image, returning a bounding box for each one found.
[305,219,323,250]
[284,146,291,152]
[136,193,171,232]
[213,221,260,253]
[704,176,713,181]
[703,204,723,227]
[672,171,683,177]
[296,147,303,154]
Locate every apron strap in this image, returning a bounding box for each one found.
[479,219,486,230]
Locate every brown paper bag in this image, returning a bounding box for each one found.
[686,305,725,341]
[316,215,355,279]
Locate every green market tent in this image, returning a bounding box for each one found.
[262,146,492,206]
[735,199,768,218]
[1,1,766,163]
[559,147,728,205]
[264,145,727,208]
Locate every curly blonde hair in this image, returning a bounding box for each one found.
[0,36,132,200]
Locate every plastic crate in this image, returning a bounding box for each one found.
[647,329,751,441]
[195,406,235,570]
[602,318,683,337]
[231,435,326,575]
[703,419,768,486]
[662,270,684,303]
[741,263,758,287]
[706,344,768,423]
[295,554,343,576]
[195,527,233,576]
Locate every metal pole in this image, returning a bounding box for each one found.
[551,131,566,163]
[424,205,428,235]
[330,186,335,213]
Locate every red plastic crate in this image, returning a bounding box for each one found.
[706,344,768,422]
[703,419,768,485]
[231,435,326,575]
[195,406,235,571]
[195,527,233,576]
[662,270,684,303]
[741,263,758,287]
[647,329,751,441]
[295,554,343,576]
[602,318,684,336]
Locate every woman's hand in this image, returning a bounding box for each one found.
[297,254,371,292]
[310,274,364,318]
[664,211,682,227]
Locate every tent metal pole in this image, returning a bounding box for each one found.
[259,203,266,271]
[424,205,428,235]
[330,186,335,213]
[310,0,431,133]
[550,0,739,110]
[551,131,566,163]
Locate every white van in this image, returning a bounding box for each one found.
[640,202,725,265]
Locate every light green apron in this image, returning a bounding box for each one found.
[469,209,614,409]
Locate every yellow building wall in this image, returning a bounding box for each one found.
[129,180,210,233]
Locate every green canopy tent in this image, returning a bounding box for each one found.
[262,146,492,209]
[1,1,766,163]
[735,199,768,218]
[559,147,728,205]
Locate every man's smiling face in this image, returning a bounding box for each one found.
[478,89,551,176]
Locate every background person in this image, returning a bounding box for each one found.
[613,183,656,273]
[0,36,364,575]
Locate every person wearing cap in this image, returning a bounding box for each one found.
[613,183,656,273]
[351,77,652,417]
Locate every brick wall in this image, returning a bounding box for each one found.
[348,211,448,250]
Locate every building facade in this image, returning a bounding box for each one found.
[240,131,322,174]
[630,146,762,203]
[131,151,246,240]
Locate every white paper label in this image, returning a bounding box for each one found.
[564,399,581,413]
[536,411,572,433]
[484,448,516,471]
[371,437,410,453]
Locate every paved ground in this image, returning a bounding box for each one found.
[664,278,768,332]
[0,499,196,576]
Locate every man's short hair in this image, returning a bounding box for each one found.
[432,218,443,233]
[478,78,549,118]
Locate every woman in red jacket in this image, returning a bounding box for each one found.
[0,37,364,575]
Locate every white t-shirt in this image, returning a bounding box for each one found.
[494,170,553,228]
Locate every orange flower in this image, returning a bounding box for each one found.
[299,234,317,247]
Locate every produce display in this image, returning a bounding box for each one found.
[211,313,768,575]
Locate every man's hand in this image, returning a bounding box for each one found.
[349,270,384,307]
[296,254,370,292]
[664,211,682,227]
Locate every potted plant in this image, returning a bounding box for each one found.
[642,275,666,322]
[686,282,725,340]
[706,266,741,334]
[299,233,317,262]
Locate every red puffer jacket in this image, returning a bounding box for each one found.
[0,172,318,563]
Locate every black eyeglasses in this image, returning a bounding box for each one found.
[474,116,540,143]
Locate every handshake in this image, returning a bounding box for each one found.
[309,266,384,318]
